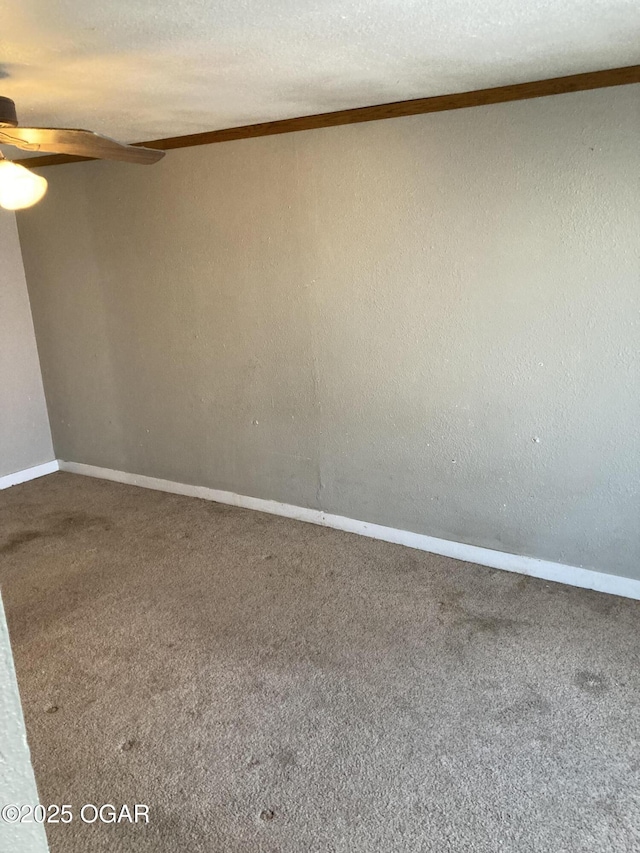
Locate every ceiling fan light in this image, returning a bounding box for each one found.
[0,161,47,210]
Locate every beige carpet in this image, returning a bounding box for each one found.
[0,472,639,852]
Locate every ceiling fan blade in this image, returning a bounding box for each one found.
[0,127,164,164]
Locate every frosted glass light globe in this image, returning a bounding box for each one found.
[0,161,48,210]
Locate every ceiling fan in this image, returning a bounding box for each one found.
[0,96,165,210]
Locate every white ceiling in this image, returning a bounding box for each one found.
[2,0,639,144]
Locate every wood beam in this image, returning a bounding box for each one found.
[15,64,640,168]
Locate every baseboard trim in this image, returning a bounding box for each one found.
[56,460,640,601]
[0,460,59,490]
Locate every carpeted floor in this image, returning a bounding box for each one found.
[0,472,639,852]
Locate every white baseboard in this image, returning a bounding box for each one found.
[0,459,59,490]
[58,460,640,601]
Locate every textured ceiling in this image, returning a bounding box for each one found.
[1,0,639,145]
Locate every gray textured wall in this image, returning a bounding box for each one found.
[0,595,49,852]
[0,213,53,478]
[17,85,640,578]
